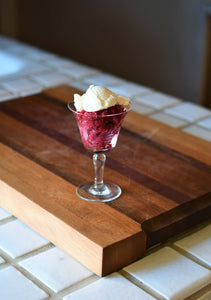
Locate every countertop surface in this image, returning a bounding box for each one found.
[0,35,210,300]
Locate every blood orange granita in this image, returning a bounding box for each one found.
[75,104,127,152]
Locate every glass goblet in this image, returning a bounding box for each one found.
[67,102,131,202]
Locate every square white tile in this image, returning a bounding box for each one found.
[149,112,188,128]
[84,73,125,86]
[19,247,93,293]
[64,273,156,300]
[0,266,48,300]
[182,125,211,142]
[131,101,155,115]
[60,64,100,79]
[46,58,79,69]
[0,207,12,221]
[0,36,18,48]
[174,224,211,267]
[165,102,211,122]
[23,62,53,75]
[68,81,89,91]
[6,43,41,55]
[108,82,151,98]
[31,72,70,87]
[0,219,49,258]
[19,88,43,97]
[0,256,5,264]
[124,247,211,300]
[0,50,52,84]
[134,92,180,109]
[197,117,211,130]
[25,49,56,61]
[2,78,42,95]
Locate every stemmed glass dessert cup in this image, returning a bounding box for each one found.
[68,102,131,202]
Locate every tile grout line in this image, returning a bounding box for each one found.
[148,112,192,127]
[170,244,211,271]
[15,244,55,261]
[0,261,10,271]
[146,102,211,127]
[0,244,100,299]
[119,241,211,300]
[120,220,211,298]
[132,94,181,104]
[184,283,211,300]
[148,109,193,123]
[147,110,211,132]
[130,89,155,99]
[134,102,189,120]
[0,215,17,225]
[0,243,55,265]
[194,122,211,131]
[55,275,100,299]
[0,246,56,298]
[119,269,166,300]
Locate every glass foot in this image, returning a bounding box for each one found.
[76,182,121,202]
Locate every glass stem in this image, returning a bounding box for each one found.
[93,153,106,190]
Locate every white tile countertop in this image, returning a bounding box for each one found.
[0,36,210,300]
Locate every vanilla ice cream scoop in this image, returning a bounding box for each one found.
[74,85,130,112]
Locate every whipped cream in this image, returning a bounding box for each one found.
[74,85,130,112]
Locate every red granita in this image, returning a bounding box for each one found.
[75,105,127,152]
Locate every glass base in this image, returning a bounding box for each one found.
[76,182,121,202]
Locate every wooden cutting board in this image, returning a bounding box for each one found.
[0,85,210,276]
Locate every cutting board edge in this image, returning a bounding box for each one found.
[142,191,211,247]
[0,178,146,276]
[101,230,146,276]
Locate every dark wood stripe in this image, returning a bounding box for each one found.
[106,158,191,203]
[41,92,211,173]
[142,192,211,247]
[121,128,211,173]
[0,133,84,187]
[0,102,191,204]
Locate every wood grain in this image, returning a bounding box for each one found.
[0,85,210,276]
[0,142,145,276]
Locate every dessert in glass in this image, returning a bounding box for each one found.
[68,85,131,202]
